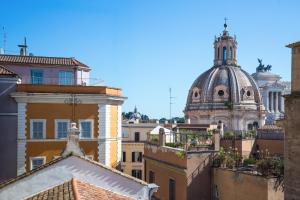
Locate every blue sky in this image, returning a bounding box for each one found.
[1,0,300,118]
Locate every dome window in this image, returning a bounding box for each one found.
[246,91,251,96]
[218,90,224,97]
[194,92,198,98]
[223,47,227,64]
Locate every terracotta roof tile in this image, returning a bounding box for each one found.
[0,55,89,69]
[0,155,147,189]
[0,65,19,77]
[25,178,133,200]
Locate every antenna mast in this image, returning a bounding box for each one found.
[2,27,6,54]
[169,88,175,122]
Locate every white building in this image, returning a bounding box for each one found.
[252,61,290,124]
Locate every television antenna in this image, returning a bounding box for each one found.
[169,88,175,122]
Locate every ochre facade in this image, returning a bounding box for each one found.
[12,84,125,175]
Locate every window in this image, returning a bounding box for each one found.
[30,157,45,170]
[55,120,70,139]
[59,71,73,85]
[134,132,140,142]
[169,179,176,200]
[222,47,227,64]
[122,152,126,162]
[132,170,142,179]
[229,47,233,60]
[218,90,224,97]
[149,171,155,183]
[30,119,46,139]
[31,70,44,84]
[122,128,129,138]
[132,152,142,162]
[79,120,93,138]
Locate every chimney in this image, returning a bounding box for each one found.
[287,41,300,93]
[213,129,220,151]
[158,128,166,146]
[18,37,28,56]
[62,122,85,157]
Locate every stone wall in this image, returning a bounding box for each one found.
[213,168,283,200]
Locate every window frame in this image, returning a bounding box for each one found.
[79,119,94,139]
[55,119,70,139]
[122,151,126,162]
[132,169,142,179]
[134,132,140,142]
[31,69,44,85]
[30,119,46,139]
[149,170,155,183]
[58,71,74,85]
[169,178,176,200]
[132,152,142,162]
[30,156,46,170]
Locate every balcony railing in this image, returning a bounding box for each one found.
[18,76,104,86]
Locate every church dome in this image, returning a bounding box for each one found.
[184,21,265,131]
[185,65,262,111]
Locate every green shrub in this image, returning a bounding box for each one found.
[243,157,256,166]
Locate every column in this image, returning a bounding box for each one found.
[265,91,269,112]
[98,104,111,167]
[117,105,122,163]
[278,92,282,112]
[275,92,279,113]
[270,92,273,112]
[17,103,27,175]
[281,94,285,113]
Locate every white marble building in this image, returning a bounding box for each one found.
[252,67,290,124]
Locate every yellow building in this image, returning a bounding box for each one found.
[11,84,125,175]
[121,123,158,180]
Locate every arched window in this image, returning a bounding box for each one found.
[229,47,233,60]
[218,47,220,59]
[223,47,227,64]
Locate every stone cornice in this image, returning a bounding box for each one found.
[10,92,126,105]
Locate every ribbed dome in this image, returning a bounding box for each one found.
[185,65,262,111]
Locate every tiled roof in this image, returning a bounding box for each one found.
[0,54,89,68]
[26,179,75,200]
[26,178,133,200]
[0,65,19,77]
[0,155,147,189]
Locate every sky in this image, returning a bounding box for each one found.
[1,0,300,119]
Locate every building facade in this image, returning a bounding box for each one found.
[11,84,124,175]
[252,64,290,124]
[184,23,265,131]
[284,41,300,199]
[121,122,158,180]
[0,54,90,86]
[0,66,20,181]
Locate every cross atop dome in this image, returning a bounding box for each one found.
[224,17,228,30]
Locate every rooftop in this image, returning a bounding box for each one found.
[16,84,122,96]
[0,54,89,69]
[26,178,133,200]
[0,65,19,77]
[286,41,300,48]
